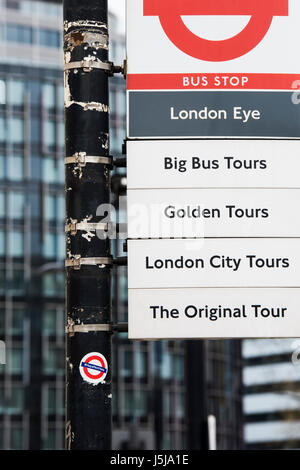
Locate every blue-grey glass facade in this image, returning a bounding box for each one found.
[0,0,66,449]
[0,64,65,450]
[243,339,300,449]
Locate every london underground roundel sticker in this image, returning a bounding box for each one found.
[144,0,289,62]
[79,352,108,385]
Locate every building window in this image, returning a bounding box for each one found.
[11,268,25,296]
[57,195,65,223]
[136,390,148,418]
[43,347,56,374]
[121,349,133,378]
[9,192,25,219]
[42,272,64,298]
[39,28,61,48]
[42,309,56,336]
[58,233,64,260]
[11,308,25,335]
[45,386,56,414]
[42,157,64,184]
[42,426,64,450]
[109,88,116,116]
[8,231,24,257]
[43,232,56,259]
[0,191,5,217]
[43,345,64,375]
[0,386,24,414]
[0,308,4,335]
[42,157,57,183]
[44,195,56,222]
[57,84,64,111]
[43,231,65,260]
[162,432,172,451]
[28,80,40,105]
[7,347,22,374]
[117,89,126,118]
[43,429,55,450]
[163,391,171,418]
[161,352,172,380]
[7,80,24,106]
[43,385,64,415]
[10,427,23,450]
[6,24,33,44]
[135,350,147,379]
[0,117,6,142]
[30,118,40,144]
[6,0,21,10]
[0,268,5,295]
[44,120,55,149]
[123,389,134,417]
[42,83,56,110]
[0,230,5,257]
[57,121,64,149]
[119,273,128,306]
[7,155,24,181]
[44,194,65,223]
[110,126,118,154]
[8,117,23,144]
[110,40,116,61]
[174,355,184,381]
[44,194,64,223]
[0,80,6,105]
[175,392,185,419]
[0,155,5,179]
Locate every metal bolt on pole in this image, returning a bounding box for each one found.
[64,0,112,450]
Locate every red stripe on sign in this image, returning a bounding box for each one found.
[127,74,300,91]
[144,0,288,16]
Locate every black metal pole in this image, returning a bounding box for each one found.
[64,0,112,450]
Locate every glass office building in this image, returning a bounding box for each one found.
[244,339,300,449]
[0,0,244,450]
[0,0,65,450]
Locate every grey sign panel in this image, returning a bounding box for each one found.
[128,91,300,139]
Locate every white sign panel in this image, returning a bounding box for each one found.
[129,288,300,339]
[127,0,300,138]
[128,239,300,289]
[127,188,300,238]
[127,140,300,189]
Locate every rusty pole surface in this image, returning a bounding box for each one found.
[64,0,112,450]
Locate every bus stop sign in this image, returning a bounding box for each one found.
[143,0,289,61]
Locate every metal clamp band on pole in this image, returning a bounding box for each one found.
[66,221,108,235]
[65,256,113,270]
[66,323,112,336]
[65,153,113,167]
[64,59,112,72]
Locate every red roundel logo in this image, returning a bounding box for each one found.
[144,0,289,62]
[79,352,108,385]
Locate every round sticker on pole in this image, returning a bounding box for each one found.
[79,352,108,385]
